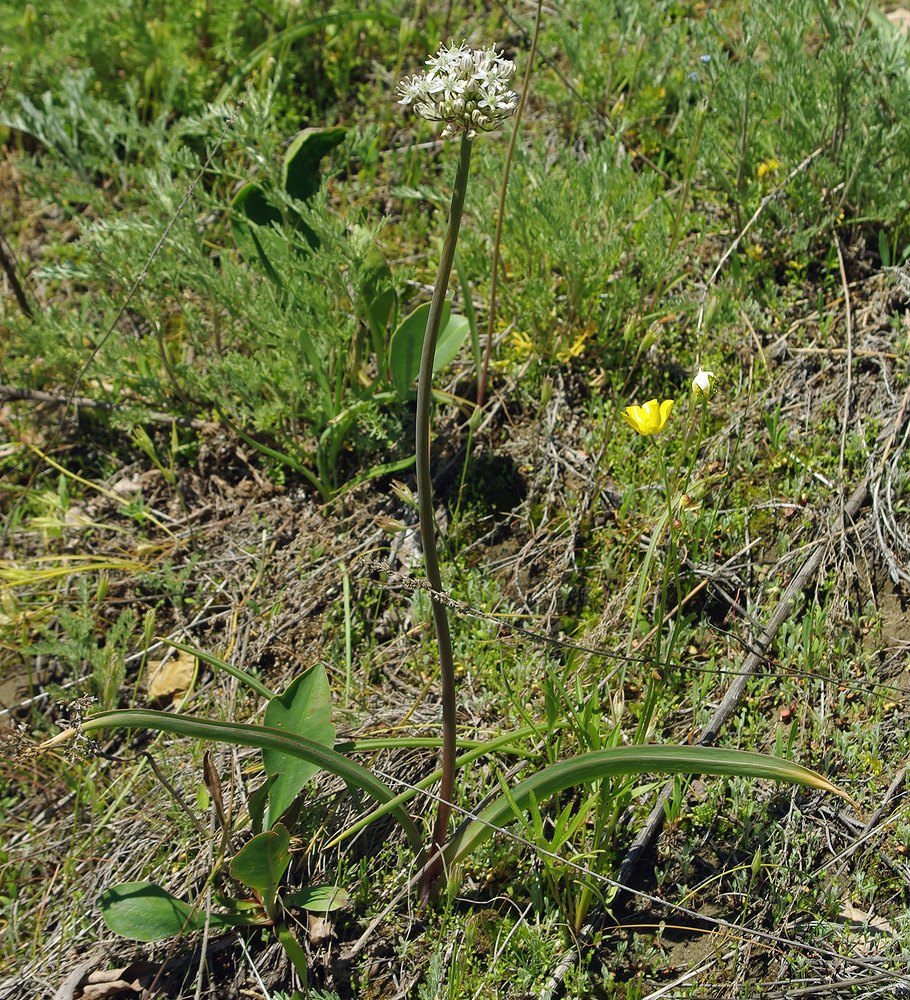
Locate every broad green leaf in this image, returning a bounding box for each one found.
[282,125,347,247]
[230,183,282,282]
[82,709,422,851]
[443,745,850,869]
[283,126,347,204]
[388,301,451,400]
[263,665,335,826]
[230,823,291,908]
[432,314,471,374]
[283,884,350,912]
[98,882,249,942]
[231,183,281,228]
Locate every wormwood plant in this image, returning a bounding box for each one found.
[28,40,855,999]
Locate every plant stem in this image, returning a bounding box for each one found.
[415,133,473,901]
[275,921,310,996]
[476,0,542,408]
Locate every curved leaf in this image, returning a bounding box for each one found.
[444,745,850,868]
[230,183,282,281]
[232,182,281,228]
[284,884,350,912]
[432,314,471,374]
[230,823,291,909]
[161,638,275,700]
[388,300,451,400]
[283,126,347,203]
[82,709,421,852]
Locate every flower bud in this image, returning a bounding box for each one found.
[691,369,717,400]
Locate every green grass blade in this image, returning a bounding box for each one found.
[160,639,275,701]
[216,410,329,500]
[331,454,416,499]
[216,11,401,103]
[82,709,421,851]
[444,745,851,867]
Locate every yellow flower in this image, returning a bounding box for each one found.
[555,332,589,363]
[510,330,534,359]
[756,157,780,180]
[622,398,674,435]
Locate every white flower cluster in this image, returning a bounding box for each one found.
[399,42,519,139]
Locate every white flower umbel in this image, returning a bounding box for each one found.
[399,42,519,139]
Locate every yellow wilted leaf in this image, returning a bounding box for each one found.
[146,651,196,705]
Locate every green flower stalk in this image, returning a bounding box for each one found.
[399,42,518,900]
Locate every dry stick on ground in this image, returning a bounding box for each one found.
[835,236,854,506]
[0,384,218,430]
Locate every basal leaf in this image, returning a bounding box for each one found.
[432,313,470,374]
[230,183,282,282]
[284,884,350,912]
[388,300,452,400]
[98,882,247,942]
[230,823,291,908]
[232,182,281,228]
[283,126,347,203]
[263,664,335,826]
[444,745,850,869]
[81,708,422,851]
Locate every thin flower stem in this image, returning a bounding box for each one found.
[476,0,543,407]
[415,133,473,901]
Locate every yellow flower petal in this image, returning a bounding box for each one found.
[621,403,647,433]
[622,398,674,435]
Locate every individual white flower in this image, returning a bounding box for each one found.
[691,369,718,400]
[398,42,519,139]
